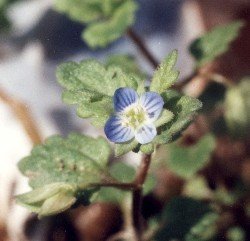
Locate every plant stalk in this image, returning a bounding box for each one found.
[132,154,152,240]
[127,28,159,69]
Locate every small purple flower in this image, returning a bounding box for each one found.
[104,88,164,144]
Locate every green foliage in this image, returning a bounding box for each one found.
[16,183,77,218]
[98,162,155,203]
[110,161,155,195]
[54,0,138,48]
[18,133,111,188]
[154,109,174,128]
[154,197,210,241]
[110,162,135,183]
[155,90,202,145]
[54,0,103,23]
[17,133,112,216]
[227,227,246,241]
[225,78,250,138]
[0,0,19,30]
[190,21,244,68]
[83,1,137,48]
[115,140,139,157]
[184,176,212,200]
[97,162,134,203]
[150,50,179,94]
[185,212,219,241]
[105,54,145,79]
[57,59,142,127]
[167,134,216,179]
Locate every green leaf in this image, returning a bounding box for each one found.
[225,78,250,138]
[16,183,75,204]
[97,187,130,203]
[184,176,212,200]
[190,21,244,67]
[143,174,156,195]
[167,134,216,179]
[115,139,139,157]
[39,191,76,218]
[105,54,145,79]
[83,0,137,48]
[102,0,124,17]
[150,50,179,94]
[54,0,103,23]
[154,197,210,241]
[185,212,219,241]
[97,162,135,203]
[110,161,155,194]
[57,59,141,126]
[154,109,174,128]
[155,90,202,145]
[16,182,77,218]
[227,227,246,241]
[110,162,135,183]
[0,0,20,31]
[18,133,111,188]
[98,162,155,202]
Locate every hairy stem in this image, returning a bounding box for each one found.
[127,28,159,69]
[132,154,152,240]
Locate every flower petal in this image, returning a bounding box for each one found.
[140,92,164,121]
[104,115,134,143]
[114,88,138,112]
[135,122,157,144]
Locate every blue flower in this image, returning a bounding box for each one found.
[104,87,164,144]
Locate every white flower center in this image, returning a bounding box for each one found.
[120,103,149,130]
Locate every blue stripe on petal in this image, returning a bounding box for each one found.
[114,88,138,112]
[104,115,134,143]
[135,122,157,144]
[140,92,164,121]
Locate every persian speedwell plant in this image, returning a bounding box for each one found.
[15,1,246,240]
[16,48,202,239]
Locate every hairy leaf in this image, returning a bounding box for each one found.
[190,21,244,67]
[150,50,179,94]
[18,133,111,188]
[115,139,139,157]
[54,0,103,23]
[154,109,174,128]
[39,191,76,218]
[155,90,202,145]
[167,134,216,179]
[57,59,141,126]
[83,0,137,48]
[16,182,77,217]
[105,54,145,79]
